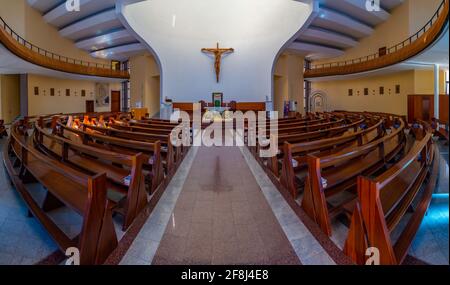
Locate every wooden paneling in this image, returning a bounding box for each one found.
[407,94,449,123]
[236,102,266,112]
[172,102,266,112]
[131,108,148,119]
[173,103,195,112]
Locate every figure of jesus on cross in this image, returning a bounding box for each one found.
[201,43,234,83]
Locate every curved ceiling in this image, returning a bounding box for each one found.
[27,0,147,61]
[289,0,404,59]
[27,0,404,61]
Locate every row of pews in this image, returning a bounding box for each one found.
[3,112,190,265]
[248,111,439,265]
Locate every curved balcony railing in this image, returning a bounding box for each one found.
[0,16,130,79]
[304,0,449,78]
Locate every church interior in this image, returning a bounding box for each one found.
[0,0,448,267]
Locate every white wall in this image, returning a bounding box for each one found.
[118,0,314,103]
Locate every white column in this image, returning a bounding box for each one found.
[434,64,440,120]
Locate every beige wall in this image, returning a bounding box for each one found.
[409,0,444,34]
[129,53,161,117]
[273,53,304,115]
[27,74,121,116]
[0,0,108,65]
[414,69,447,94]
[0,75,21,123]
[311,68,447,115]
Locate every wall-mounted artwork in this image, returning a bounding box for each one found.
[34,87,39,96]
[95,83,110,107]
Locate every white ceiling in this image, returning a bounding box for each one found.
[26,0,406,62]
[27,0,146,61]
[17,0,448,71]
[289,0,404,59]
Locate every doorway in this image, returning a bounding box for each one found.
[111,91,121,112]
[85,100,94,113]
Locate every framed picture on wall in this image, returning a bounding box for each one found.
[212,92,223,107]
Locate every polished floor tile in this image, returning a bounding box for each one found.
[151,146,301,265]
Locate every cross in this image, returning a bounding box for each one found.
[201,43,234,83]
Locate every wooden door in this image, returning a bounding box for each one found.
[407,96,415,123]
[111,91,121,112]
[86,100,94,113]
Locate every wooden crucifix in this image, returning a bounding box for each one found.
[201,42,234,83]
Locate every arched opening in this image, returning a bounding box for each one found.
[310,90,328,113]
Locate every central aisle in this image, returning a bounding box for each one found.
[152,146,301,265]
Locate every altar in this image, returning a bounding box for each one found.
[202,106,233,123]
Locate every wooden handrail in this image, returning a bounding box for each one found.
[305,0,449,78]
[0,16,130,79]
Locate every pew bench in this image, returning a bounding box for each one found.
[77,123,179,175]
[4,122,117,264]
[344,132,438,265]
[279,120,384,198]
[34,123,148,231]
[301,120,406,236]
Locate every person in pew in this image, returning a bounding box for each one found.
[411,120,421,139]
[393,118,402,129]
[359,121,368,130]
[98,115,107,128]
[83,115,90,125]
[0,120,7,138]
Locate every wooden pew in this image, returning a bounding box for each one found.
[259,118,367,176]
[344,132,438,265]
[4,122,117,264]
[279,119,383,196]
[75,123,179,175]
[34,122,147,231]
[301,119,406,236]
[53,120,166,191]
